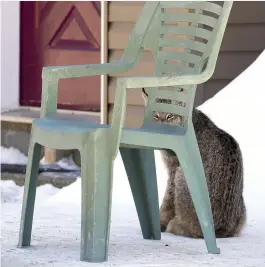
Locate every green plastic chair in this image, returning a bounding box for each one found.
[18,1,233,263]
[118,0,233,255]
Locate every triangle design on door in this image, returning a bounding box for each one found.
[50,6,99,51]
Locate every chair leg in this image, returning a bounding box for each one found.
[80,141,114,262]
[176,125,220,254]
[120,147,161,240]
[18,138,41,247]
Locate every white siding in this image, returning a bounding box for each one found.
[1,1,20,111]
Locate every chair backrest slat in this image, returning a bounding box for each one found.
[158,51,202,65]
[159,37,207,52]
[147,89,190,103]
[150,103,187,116]
[161,12,218,28]
[159,1,223,15]
[157,63,196,76]
[160,25,213,40]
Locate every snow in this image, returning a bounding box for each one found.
[1,50,265,266]
[198,50,265,181]
[0,146,28,165]
[1,180,59,204]
[1,145,80,171]
[40,155,80,171]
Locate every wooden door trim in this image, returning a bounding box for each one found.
[101,1,109,124]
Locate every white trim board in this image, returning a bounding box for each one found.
[1,1,20,111]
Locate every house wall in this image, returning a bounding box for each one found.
[106,1,265,128]
[1,1,20,111]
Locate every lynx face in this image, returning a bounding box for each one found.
[142,88,184,126]
[153,111,184,126]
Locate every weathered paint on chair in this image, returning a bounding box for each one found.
[18,1,233,263]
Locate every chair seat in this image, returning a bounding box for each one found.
[127,123,187,135]
[121,123,187,149]
[33,117,110,133]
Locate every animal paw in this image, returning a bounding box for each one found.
[160,224,167,232]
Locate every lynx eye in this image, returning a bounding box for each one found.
[154,113,160,121]
[166,114,174,120]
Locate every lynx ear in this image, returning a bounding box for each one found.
[142,88,148,105]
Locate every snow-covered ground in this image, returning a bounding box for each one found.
[1,146,28,165]
[1,145,80,171]
[1,50,265,267]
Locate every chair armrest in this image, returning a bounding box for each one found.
[124,69,214,89]
[42,61,136,80]
[40,61,135,117]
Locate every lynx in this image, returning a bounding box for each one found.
[142,88,246,238]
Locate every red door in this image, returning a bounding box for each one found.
[20,1,101,111]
